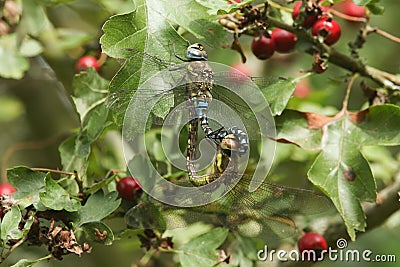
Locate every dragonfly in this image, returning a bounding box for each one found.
[108,43,276,186]
[125,127,331,240]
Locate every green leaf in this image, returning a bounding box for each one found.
[1,206,23,241]
[148,0,227,46]
[101,0,187,127]
[10,259,35,267]
[19,38,43,57]
[80,221,114,245]
[354,0,385,14]
[60,70,109,175]
[21,214,35,237]
[39,175,81,212]
[59,135,89,177]
[0,34,44,79]
[353,0,373,5]
[178,227,229,267]
[308,145,376,240]
[85,175,116,195]
[0,34,29,79]
[258,78,297,116]
[72,68,109,128]
[19,0,49,36]
[275,110,322,150]
[7,167,46,209]
[195,0,252,15]
[71,191,121,226]
[10,255,52,267]
[356,105,400,145]
[100,10,147,59]
[367,3,384,14]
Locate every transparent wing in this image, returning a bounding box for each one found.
[124,174,332,239]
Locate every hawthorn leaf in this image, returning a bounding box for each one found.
[1,206,23,241]
[72,68,109,129]
[39,175,81,212]
[58,135,89,177]
[7,166,46,209]
[71,191,121,226]
[275,110,322,150]
[146,0,227,46]
[0,34,29,79]
[178,227,229,267]
[195,0,252,15]
[19,0,49,37]
[80,221,114,245]
[60,69,109,175]
[10,259,35,267]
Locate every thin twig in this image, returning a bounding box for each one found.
[1,134,66,182]
[341,73,358,112]
[1,236,27,262]
[367,26,400,44]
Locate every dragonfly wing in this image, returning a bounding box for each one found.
[124,202,167,230]
[226,205,297,239]
[210,72,280,140]
[253,182,333,216]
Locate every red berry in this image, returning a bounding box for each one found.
[312,17,341,45]
[298,232,328,261]
[0,183,16,196]
[271,28,297,53]
[227,0,241,4]
[333,0,366,18]
[251,35,275,60]
[75,55,100,72]
[292,1,318,28]
[116,176,142,201]
[0,209,4,220]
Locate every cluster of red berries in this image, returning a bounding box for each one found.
[292,0,341,45]
[251,28,297,60]
[252,0,364,60]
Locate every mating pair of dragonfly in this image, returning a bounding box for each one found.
[109,43,330,239]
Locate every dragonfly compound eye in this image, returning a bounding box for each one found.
[186,43,208,61]
[220,134,240,151]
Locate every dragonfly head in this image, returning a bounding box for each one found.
[220,127,249,156]
[186,43,208,61]
[220,134,240,152]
